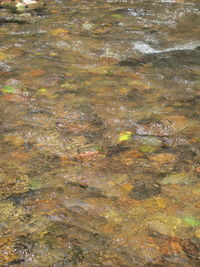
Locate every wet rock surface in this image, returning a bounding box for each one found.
[129,180,161,200]
[0,0,200,266]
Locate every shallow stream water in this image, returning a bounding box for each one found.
[0,0,200,266]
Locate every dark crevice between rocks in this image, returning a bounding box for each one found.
[106,144,129,157]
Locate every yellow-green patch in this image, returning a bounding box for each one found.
[182,216,200,227]
[139,145,157,153]
[2,85,15,94]
[119,131,133,142]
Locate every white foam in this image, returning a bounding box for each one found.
[133,41,200,54]
[165,42,200,52]
[133,41,161,54]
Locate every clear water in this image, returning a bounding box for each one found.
[0,0,200,266]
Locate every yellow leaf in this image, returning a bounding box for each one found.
[119,131,133,142]
[38,88,48,94]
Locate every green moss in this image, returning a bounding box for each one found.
[30,181,42,190]
[139,145,157,153]
[182,217,200,227]
[2,86,15,94]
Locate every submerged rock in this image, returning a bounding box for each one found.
[140,136,162,147]
[159,172,199,186]
[146,214,183,237]
[16,0,44,8]
[129,180,161,200]
[1,79,29,101]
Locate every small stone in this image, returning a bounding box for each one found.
[2,79,27,95]
[0,52,9,61]
[141,136,162,146]
[160,172,198,185]
[82,22,95,31]
[129,180,161,200]
[139,145,157,153]
[195,229,200,238]
[146,215,182,237]
[150,153,177,164]
[50,28,70,36]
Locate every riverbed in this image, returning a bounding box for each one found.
[0,0,200,266]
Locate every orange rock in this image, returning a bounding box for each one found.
[76,151,103,161]
[4,135,24,147]
[60,156,77,165]
[50,9,60,14]
[150,153,177,164]
[162,115,188,132]
[24,69,46,77]
[195,166,200,173]
[50,28,70,36]
[118,149,143,165]
[170,239,183,254]
[122,149,143,158]
[121,183,133,192]
[10,151,29,161]
[3,94,27,102]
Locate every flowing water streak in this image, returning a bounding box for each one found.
[133,41,200,54]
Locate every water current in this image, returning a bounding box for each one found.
[0,0,200,266]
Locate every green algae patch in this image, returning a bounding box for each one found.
[2,86,15,94]
[30,180,42,190]
[139,145,157,153]
[111,14,123,18]
[146,214,183,237]
[38,88,48,94]
[160,172,198,185]
[141,136,161,146]
[182,217,200,227]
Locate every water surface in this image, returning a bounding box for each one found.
[0,0,200,266]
